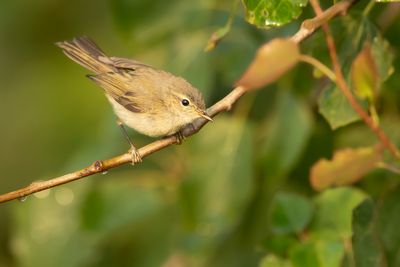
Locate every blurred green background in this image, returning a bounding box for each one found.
[0,0,400,267]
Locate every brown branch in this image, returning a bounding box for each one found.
[310,0,400,159]
[291,0,357,43]
[0,0,358,204]
[0,87,247,203]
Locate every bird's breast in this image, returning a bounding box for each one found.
[106,95,182,137]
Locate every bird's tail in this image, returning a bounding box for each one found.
[56,36,113,73]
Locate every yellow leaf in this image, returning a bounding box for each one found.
[350,43,379,103]
[310,146,382,191]
[236,38,300,90]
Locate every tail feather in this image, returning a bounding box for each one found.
[56,36,113,74]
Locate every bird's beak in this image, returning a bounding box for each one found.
[199,111,213,122]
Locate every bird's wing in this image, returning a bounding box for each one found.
[98,56,152,71]
[92,57,171,114]
[88,72,145,113]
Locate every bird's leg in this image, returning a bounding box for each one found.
[174,130,185,145]
[117,120,142,165]
[173,123,195,145]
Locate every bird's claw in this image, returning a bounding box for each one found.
[175,131,185,145]
[129,147,142,165]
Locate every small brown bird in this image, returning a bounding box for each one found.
[56,36,212,163]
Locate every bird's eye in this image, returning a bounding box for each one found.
[181,99,190,106]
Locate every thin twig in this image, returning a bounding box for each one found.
[363,0,376,17]
[0,87,247,203]
[291,0,357,43]
[204,0,240,51]
[310,0,400,159]
[377,162,400,174]
[299,54,336,81]
[0,0,358,204]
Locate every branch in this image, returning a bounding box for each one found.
[0,87,246,203]
[291,0,357,43]
[310,0,400,159]
[298,54,336,82]
[0,0,358,204]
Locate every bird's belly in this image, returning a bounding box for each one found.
[106,96,181,137]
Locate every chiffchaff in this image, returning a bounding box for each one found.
[56,36,212,164]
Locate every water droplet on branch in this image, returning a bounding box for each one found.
[18,196,27,202]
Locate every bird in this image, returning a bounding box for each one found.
[56,36,212,164]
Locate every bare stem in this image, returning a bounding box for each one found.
[299,54,336,81]
[363,0,376,17]
[377,162,400,174]
[0,87,247,204]
[291,0,357,43]
[310,0,400,158]
[0,0,359,204]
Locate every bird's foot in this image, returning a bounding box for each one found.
[175,131,185,145]
[129,146,142,165]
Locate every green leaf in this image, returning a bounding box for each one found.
[289,239,344,267]
[269,192,313,234]
[242,0,308,28]
[263,235,298,257]
[371,35,394,83]
[376,185,400,266]
[289,242,319,267]
[318,85,360,130]
[317,16,388,130]
[314,240,345,267]
[260,254,292,267]
[311,187,367,239]
[352,199,385,267]
[204,24,232,52]
[204,0,239,52]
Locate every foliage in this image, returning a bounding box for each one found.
[0,0,400,267]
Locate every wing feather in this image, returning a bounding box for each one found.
[88,73,143,113]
